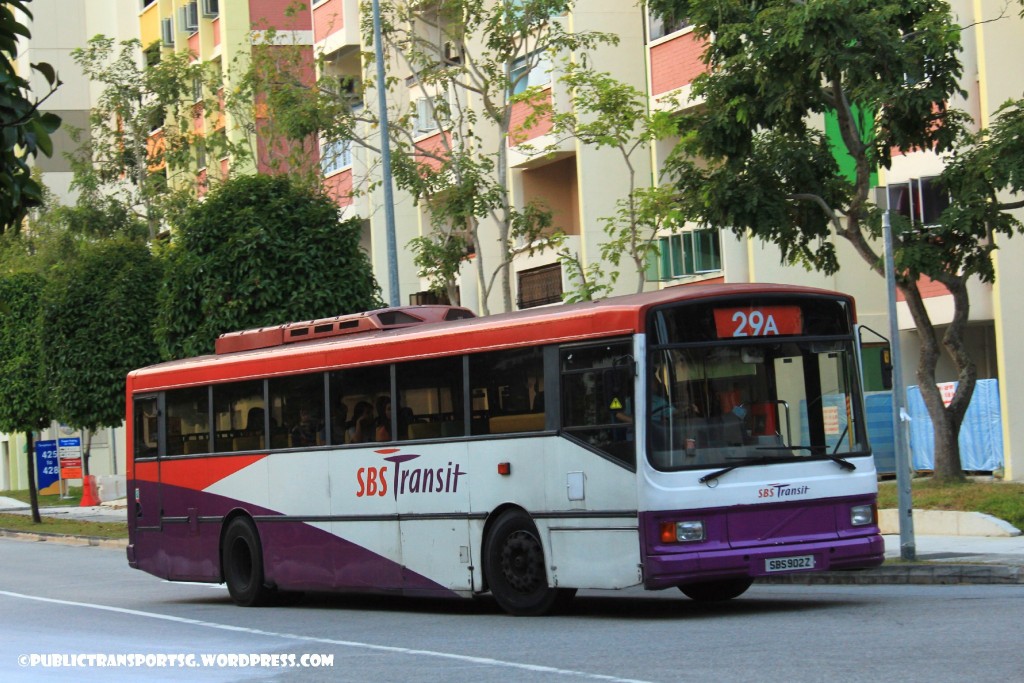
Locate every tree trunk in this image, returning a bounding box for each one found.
[901,282,969,483]
[25,431,41,524]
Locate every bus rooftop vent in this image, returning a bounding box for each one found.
[215,305,475,355]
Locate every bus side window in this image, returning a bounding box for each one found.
[133,396,159,458]
[396,356,465,440]
[269,373,326,449]
[330,366,391,444]
[469,347,545,435]
[165,386,210,456]
[212,380,265,452]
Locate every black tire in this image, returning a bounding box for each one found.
[484,510,573,616]
[679,577,753,602]
[222,517,274,607]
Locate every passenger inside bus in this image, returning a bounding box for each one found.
[375,397,392,441]
[290,406,323,447]
[345,401,375,444]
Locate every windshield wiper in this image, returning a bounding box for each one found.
[698,456,771,486]
[756,444,856,472]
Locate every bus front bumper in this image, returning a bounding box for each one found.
[643,534,885,589]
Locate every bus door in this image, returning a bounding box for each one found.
[131,394,163,532]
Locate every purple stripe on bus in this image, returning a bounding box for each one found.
[129,482,456,597]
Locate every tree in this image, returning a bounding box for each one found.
[251,0,616,313]
[155,174,382,359]
[0,0,61,234]
[0,272,50,522]
[40,239,162,475]
[71,36,243,239]
[650,0,1024,482]
[552,66,683,296]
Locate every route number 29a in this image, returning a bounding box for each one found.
[713,305,802,339]
[730,310,779,337]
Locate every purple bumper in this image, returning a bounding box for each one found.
[640,496,885,589]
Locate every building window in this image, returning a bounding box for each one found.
[517,263,562,309]
[649,230,721,281]
[510,52,552,96]
[883,177,949,227]
[416,96,447,135]
[321,138,352,174]
[647,11,691,41]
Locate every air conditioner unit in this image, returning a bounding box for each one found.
[180,2,199,32]
[443,41,463,64]
[160,17,174,46]
[201,0,219,18]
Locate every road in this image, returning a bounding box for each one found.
[1,537,1022,683]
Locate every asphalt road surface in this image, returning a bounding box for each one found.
[1,537,1022,682]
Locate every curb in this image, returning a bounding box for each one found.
[0,528,127,550]
[759,563,1024,585]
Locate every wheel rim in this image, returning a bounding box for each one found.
[499,530,544,593]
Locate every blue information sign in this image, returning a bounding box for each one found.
[35,439,59,492]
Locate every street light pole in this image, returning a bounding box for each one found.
[371,0,400,307]
[883,210,916,561]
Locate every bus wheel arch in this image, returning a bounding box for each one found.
[482,507,575,616]
[220,513,274,607]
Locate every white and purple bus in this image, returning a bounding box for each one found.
[126,284,883,615]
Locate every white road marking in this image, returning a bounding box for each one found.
[0,589,654,683]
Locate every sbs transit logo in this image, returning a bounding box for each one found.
[757,483,811,499]
[356,449,467,499]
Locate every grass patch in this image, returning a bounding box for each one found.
[877,479,1024,530]
[1,487,82,507]
[0,513,126,539]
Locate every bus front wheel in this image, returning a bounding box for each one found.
[679,578,753,602]
[484,510,574,616]
[222,517,274,607]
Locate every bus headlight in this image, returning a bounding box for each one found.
[660,520,705,543]
[850,504,876,527]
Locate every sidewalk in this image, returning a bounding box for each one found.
[2,496,1023,583]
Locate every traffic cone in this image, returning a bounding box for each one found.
[79,475,100,507]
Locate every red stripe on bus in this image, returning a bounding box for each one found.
[132,454,267,491]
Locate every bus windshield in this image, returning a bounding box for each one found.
[647,304,868,472]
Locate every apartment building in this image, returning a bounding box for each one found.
[4,1,1022,486]
[139,0,317,191]
[307,1,1024,481]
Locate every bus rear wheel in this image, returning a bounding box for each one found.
[222,517,274,607]
[679,578,753,602]
[484,510,574,616]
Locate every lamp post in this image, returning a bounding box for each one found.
[371,0,400,307]
[883,210,916,561]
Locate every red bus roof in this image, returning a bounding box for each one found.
[127,283,854,393]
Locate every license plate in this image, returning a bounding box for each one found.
[765,555,816,573]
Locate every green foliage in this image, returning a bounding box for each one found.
[155,174,382,359]
[553,63,680,295]
[0,0,61,234]
[0,271,50,433]
[651,0,1024,482]
[40,239,162,431]
[71,35,243,237]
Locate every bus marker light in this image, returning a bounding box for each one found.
[497,462,511,476]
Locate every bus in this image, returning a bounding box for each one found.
[126,283,884,615]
